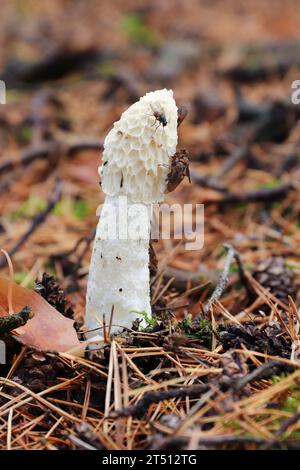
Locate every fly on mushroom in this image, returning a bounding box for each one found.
[149,103,168,130]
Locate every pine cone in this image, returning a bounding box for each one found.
[219,321,291,358]
[253,257,297,304]
[11,352,70,392]
[34,273,74,319]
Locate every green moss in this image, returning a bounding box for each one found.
[176,317,213,348]
[54,197,93,220]
[121,13,160,48]
[43,262,57,277]
[236,202,247,211]
[223,419,242,430]
[272,373,291,384]
[130,310,158,328]
[13,272,35,289]
[16,0,32,17]
[283,395,300,414]
[18,125,32,145]
[286,262,300,272]
[73,199,92,219]
[98,62,117,78]
[176,313,193,332]
[9,195,91,223]
[229,263,253,274]
[217,246,227,257]
[194,319,213,345]
[289,430,300,440]
[10,196,47,221]
[262,178,282,189]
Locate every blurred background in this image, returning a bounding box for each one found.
[1,0,300,320]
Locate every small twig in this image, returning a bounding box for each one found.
[202,244,236,315]
[2,47,101,86]
[111,383,209,419]
[190,170,228,193]
[113,357,295,420]
[0,250,14,315]
[50,228,96,281]
[67,434,98,451]
[107,306,114,339]
[231,360,294,391]
[0,178,62,268]
[163,266,217,292]
[262,411,300,450]
[193,245,252,323]
[154,303,190,311]
[197,177,295,205]
[0,139,103,178]
[151,434,300,450]
[0,306,33,335]
[71,229,96,274]
[232,249,255,301]
[102,314,108,343]
[192,166,295,205]
[217,144,249,178]
[221,181,295,204]
[67,139,103,155]
[29,89,59,146]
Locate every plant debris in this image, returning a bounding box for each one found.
[0,306,33,335]
[0,277,80,352]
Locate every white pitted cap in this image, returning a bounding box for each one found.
[99,89,178,203]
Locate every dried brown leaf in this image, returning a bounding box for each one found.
[0,277,80,352]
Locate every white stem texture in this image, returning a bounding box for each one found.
[86,196,152,336]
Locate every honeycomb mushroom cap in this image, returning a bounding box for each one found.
[100,89,178,203]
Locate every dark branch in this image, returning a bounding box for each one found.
[0,306,33,335]
[0,139,103,178]
[111,383,209,419]
[0,178,62,268]
[231,360,295,391]
[221,181,295,204]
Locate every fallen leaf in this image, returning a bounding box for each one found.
[0,276,81,353]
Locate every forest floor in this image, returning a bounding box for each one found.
[1,0,300,450]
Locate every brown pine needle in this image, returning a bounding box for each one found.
[1,249,14,315]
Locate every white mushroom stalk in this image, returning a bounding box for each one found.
[86,89,178,340]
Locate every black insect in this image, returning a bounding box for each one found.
[149,104,168,129]
[153,110,167,127]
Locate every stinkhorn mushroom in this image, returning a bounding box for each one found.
[86,89,178,340]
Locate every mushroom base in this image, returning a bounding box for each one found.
[85,196,152,340]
